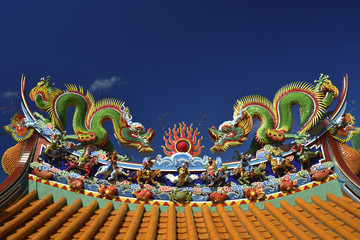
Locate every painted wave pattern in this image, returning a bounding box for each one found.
[152,153,223,169]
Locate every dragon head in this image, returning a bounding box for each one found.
[341,113,355,126]
[116,113,156,153]
[209,110,252,153]
[4,113,34,142]
[315,74,339,99]
[29,76,62,112]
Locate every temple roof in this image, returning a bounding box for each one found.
[1,74,360,240]
[0,190,360,239]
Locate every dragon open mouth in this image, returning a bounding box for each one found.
[208,128,228,152]
[208,127,222,143]
[137,129,156,146]
[146,128,156,143]
[208,125,247,153]
[321,81,339,99]
[137,129,156,153]
[208,127,235,144]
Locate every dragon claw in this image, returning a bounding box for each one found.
[295,133,308,142]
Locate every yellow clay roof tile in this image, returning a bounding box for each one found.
[1,190,360,239]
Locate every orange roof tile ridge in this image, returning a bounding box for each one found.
[32,198,83,240]
[166,205,176,240]
[7,196,67,240]
[184,205,199,240]
[201,205,221,240]
[101,202,129,240]
[264,202,313,240]
[216,204,242,240]
[280,200,335,240]
[54,200,99,240]
[79,201,114,240]
[312,195,360,232]
[296,197,360,239]
[123,204,144,240]
[145,205,160,240]
[249,203,290,240]
[327,193,360,218]
[232,204,266,240]
[0,190,38,224]
[0,193,53,239]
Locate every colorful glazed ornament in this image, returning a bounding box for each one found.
[244,187,266,201]
[29,76,155,153]
[169,189,192,203]
[209,74,338,153]
[68,177,84,191]
[162,122,204,156]
[311,168,332,182]
[209,191,228,204]
[279,179,297,192]
[133,185,153,201]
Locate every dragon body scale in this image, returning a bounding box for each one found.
[209,74,339,153]
[29,77,155,153]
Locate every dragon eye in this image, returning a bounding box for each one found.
[130,122,145,134]
[133,126,144,134]
[221,126,231,133]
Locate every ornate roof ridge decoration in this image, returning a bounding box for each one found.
[28,173,339,207]
[162,122,204,157]
[210,74,339,153]
[28,76,155,153]
[3,73,360,208]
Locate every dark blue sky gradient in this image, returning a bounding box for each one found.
[1,1,360,180]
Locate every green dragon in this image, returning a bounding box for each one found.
[29,76,155,153]
[209,74,339,153]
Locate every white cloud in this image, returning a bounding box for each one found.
[89,76,127,92]
[3,90,19,99]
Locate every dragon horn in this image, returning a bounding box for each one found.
[232,104,244,126]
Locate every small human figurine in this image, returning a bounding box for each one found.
[205,157,218,177]
[291,141,321,170]
[142,155,159,176]
[104,152,112,171]
[44,134,62,155]
[269,146,284,165]
[216,166,229,184]
[178,162,189,185]
[240,153,253,172]
[84,145,92,157]
[77,145,92,167]
[109,150,118,168]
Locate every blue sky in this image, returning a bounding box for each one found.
[1,1,360,180]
